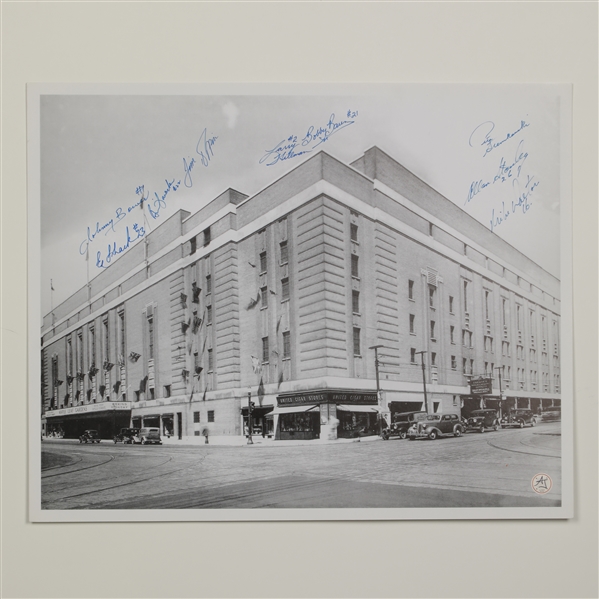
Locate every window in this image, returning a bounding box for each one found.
[262,337,269,363]
[283,331,291,359]
[429,286,435,308]
[164,385,171,398]
[502,298,507,327]
[76,330,83,374]
[530,348,536,362]
[190,236,197,255]
[502,341,510,357]
[431,352,436,366]
[517,344,524,360]
[149,387,155,400]
[463,280,468,312]
[118,310,125,359]
[261,286,268,308]
[206,305,212,325]
[470,359,474,374]
[67,337,73,376]
[203,227,211,247]
[350,223,358,242]
[484,290,490,320]
[351,254,359,278]
[451,356,457,370]
[450,325,455,344]
[147,315,154,360]
[193,412,200,423]
[484,335,493,353]
[194,352,200,371]
[430,320,436,340]
[462,358,467,374]
[103,318,109,361]
[408,280,414,300]
[353,327,361,356]
[89,325,96,365]
[280,240,288,264]
[260,251,267,273]
[208,348,213,371]
[352,290,360,314]
[281,277,289,301]
[429,222,434,236]
[516,305,522,330]
[206,274,212,294]
[449,296,454,313]
[411,348,416,364]
[462,329,472,347]
[208,410,215,423]
[409,314,415,334]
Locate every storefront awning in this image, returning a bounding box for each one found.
[337,405,379,413]
[265,405,319,417]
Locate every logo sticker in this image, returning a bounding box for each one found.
[531,473,553,494]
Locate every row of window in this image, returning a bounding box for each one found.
[193,410,215,423]
[262,332,291,363]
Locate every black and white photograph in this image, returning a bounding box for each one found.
[29,83,573,520]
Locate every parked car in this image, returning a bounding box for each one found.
[501,409,537,428]
[382,411,428,440]
[79,430,101,444]
[113,427,140,444]
[464,409,500,433]
[407,413,464,440]
[132,427,162,445]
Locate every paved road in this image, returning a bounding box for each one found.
[41,422,561,510]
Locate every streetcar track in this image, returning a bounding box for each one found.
[42,455,83,472]
[42,454,116,478]
[47,453,213,506]
[485,438,560,458]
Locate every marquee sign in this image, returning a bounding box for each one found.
[469,377,493,395]
[45,401,131,418]
[277,391,377,407]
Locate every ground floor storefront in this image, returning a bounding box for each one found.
[461,395,562,418]
[43,401,132,439]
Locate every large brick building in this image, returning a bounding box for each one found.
[41,146,562,441]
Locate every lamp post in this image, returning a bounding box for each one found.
[369,345,384,436]
[494,366,504,420]
[415,350,430,414]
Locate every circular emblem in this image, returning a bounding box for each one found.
[531,473,553,494]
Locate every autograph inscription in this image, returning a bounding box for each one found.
[466,118,539,232]
[79,127,217,268]
[260,110,358,167]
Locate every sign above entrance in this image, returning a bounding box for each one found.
[469,377,493,395]
[45,401,131,418]
[277,390,377,407]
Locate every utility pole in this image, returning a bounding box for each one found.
[494,366,504,420]
[369,345,384,436]
[247,391,254,444]
[415,351,430,414]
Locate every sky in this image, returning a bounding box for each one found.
[38,85,565,318]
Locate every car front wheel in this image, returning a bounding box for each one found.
[428,430,437,440]
[455,427,463,437]
[519,421,524,428]
[494,422,499,431]
[400,431,407,440]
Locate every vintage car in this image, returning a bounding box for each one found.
[501,409,537,428]
[132,427,162,445]
[79,429,101,443]
[113,427,140,444]
[407,413,464,440]
[464,409,500,433]
[381,411,428,440]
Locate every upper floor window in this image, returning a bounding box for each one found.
[484,290,490,320]
[430,320,436,340]
[147,315,154,360]
[260,251,267,273]
[463,280,469,312]
[353,327,361,357]
[262,337,269,363]
[408,280,414,300]
[409,314,415,334]
[89,325,96,365]
[207,348,214,371]
[411,348,416,364]
[261,286,268,309]
[351,254,359,278]
[206,274,212,294]
[449,296,454,313]
[281,277,290,301]
[203,227,211,247]
[190,236,197,255]
[118,310,125,359]
[350,223,358,242]
[450,325,455,344]
[206,305,212,325]
[283,331,291,359]
[429,286,436,309]
[352,290,360,314]
[280,241,288,264]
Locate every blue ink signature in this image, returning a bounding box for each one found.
[465,139,529,205]
[95,223,146,268]
[183,128,218,187]
[469,119,530,157]
[489,174,539,232]
[260,110,358,167]
[80,126,216,269]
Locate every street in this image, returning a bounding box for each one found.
[41,421,561,510]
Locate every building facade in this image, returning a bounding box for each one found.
[41,147,562,441]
